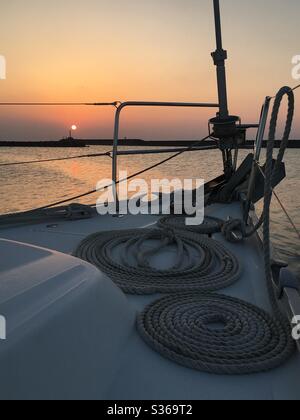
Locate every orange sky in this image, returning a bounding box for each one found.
[0,0,299,140]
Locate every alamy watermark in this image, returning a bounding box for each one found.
[96,172,205,226]
[292,316,300,341]
[0,55,6,80]
[0,315,6,340]
[292,55,300,81]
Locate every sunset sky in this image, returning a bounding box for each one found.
[0,0,299,141]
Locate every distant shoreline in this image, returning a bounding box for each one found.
[1,138,300,148]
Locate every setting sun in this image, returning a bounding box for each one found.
[71,125,77,131]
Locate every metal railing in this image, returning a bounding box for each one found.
[111,101,220,199]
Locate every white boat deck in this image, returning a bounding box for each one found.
[0,202,299,400]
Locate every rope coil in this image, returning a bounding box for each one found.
[157,214,248,244]
[74,228,242,295]
[157,215,224,235]
[137,293,295,375]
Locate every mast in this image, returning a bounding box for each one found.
[212,0,229,119]
[210,0,241,178]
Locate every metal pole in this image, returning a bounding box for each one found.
[112,101,219,200]
[254,97,271,161]
[212,0,229,119]
[112,105,122,208]
[244,97,271,221]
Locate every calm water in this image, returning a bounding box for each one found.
[0,146,299,276]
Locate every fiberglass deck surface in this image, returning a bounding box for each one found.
[0,202,300,400]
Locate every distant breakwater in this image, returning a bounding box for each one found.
[1,139,300,148]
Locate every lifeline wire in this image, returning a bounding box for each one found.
[0,151,112,167]
[0,101,120,106]
[2,135,210,214]
[255,163,300,241]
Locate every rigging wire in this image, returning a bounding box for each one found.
[270,84,300,99]
[0,151,112,167]
[0,101,120,107]
[255,162,300,241]
[273,190,300,240]
[7,135,211,213]
[0,145,217,167]
[291,84,300,93]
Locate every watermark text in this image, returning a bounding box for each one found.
[292,316,300,341]
[0,315,6,340]
[292,55,300,81]
[0,55,6,80]
[96,172,204,226]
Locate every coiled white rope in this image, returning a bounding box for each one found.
[137,293,294,375]
[74,228,241,295]
[157,215,223,235]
